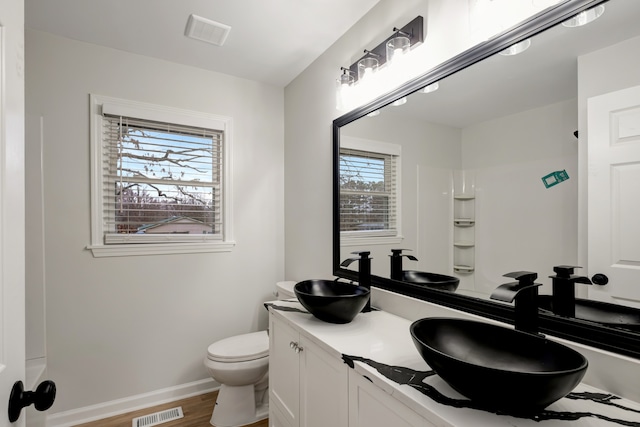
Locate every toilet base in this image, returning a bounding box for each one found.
[210,384,269,427]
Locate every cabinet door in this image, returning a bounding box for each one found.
[299,336,348,427]
[270,399,295,427]
[269,317,301,426]
[348,370,436,427]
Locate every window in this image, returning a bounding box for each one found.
[339,137,401,244]
[89,95,234,257]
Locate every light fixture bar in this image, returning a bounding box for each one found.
[345,16,424,83]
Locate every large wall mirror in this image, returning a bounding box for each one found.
[333,0,640,358]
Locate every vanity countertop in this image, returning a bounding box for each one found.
[267,300,640,427]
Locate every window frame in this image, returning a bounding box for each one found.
[339,136,403,247]
[88,94,235,257]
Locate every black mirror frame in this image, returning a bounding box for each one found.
[333,0,640,360]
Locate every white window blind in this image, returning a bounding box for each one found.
[339,147,398,237]
[101,114,224,244]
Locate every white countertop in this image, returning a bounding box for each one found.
[267,300,640,427]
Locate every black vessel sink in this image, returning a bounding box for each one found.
[294,279,370,324]
[538,295,640,331]
[401,270,459,292]
[410,317,588,414]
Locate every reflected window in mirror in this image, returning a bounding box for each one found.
[339,137,401,245]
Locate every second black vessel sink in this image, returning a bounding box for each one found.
[410,317,588,414]
[294,279,370,324]
[538,295,640,331]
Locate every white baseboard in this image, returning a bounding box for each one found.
[46,378,219,427]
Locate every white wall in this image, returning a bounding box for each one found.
[463,99,578,296]
[25,30,285,414]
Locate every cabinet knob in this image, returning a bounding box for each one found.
[290,341,298,349]
[295,345,304,354]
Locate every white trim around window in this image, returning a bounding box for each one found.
[88,94,235,257]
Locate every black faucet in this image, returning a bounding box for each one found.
[340,251,372,312]
[549,265,593,318]
[389,249,418,281]
[490,271,542,335]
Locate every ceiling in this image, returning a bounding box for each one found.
[25,0,382,87]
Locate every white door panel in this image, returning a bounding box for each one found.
[588,85,640,306]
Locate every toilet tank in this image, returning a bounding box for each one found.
[275,281,296,300]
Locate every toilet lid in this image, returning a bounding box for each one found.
[276,281,296,299]
[207,330,269,362]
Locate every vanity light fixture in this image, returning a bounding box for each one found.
[421,82,439,94]
[336,16,424,111]
[499,38,531,56]
[562,4,605,27]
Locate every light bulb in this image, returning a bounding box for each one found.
[421,82,439,94]
[499,39,531,56]
[358,57,379,81]
[386,36,410,65]
[562,5,605,27]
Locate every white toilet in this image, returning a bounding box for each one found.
[204,281,296,427]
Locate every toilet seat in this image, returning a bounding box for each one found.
[207,331,268,362]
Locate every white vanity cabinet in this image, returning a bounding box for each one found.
[269,314,349,427]
[348,370,437,427]
[268,303,640,427]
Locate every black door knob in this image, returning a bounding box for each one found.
[8,380,56,422]
[592,273,609,286]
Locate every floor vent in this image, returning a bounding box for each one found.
[131,407,184,427]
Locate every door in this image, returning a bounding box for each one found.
[588,84,640,306]
[0,0,27,425]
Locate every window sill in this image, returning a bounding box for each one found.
[87,241,236,258]
[340,235,404,247]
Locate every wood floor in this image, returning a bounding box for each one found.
[74,391,268,427]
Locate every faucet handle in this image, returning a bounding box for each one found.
[390,248,411,256]
[503,271,538,283]
[492,271,542,335]
[351,250,371,258]
[492,271,541,303]
[390,249,418,261]
[551,265,592,284]
[552,265,581,277]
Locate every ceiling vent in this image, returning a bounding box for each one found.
[185,14,231,46]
